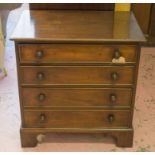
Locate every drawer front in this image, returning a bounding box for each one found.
[19,44,137,63]
[21,88,132,107]
[23,110,130,128]
[20,66,135,85]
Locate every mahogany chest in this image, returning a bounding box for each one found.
[11,10,145,147]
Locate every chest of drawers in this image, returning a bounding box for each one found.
[11,10,145,147]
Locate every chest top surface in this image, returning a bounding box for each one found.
[11,10,145,43]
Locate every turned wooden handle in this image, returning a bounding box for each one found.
[111,72,119,81]
[113,49,121,59]
[108,114,114,123]
[38,93,46,101]
[36,50,44,59]
[37,72,44,80]
[39,114,46,123]
[110,93,117,102]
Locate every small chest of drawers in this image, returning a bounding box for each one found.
[12,10,145,147]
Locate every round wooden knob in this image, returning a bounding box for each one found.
[37,72,44,80]
[36,50,44,59]
[38,93,46,101]
[107,114,114,123]
[110,94,117,102]
[111,72,119,81]
[39,114,46,123]
[113,49,121,59]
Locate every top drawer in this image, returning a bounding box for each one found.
[18,44,137,64]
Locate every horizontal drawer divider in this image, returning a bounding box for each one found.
[21,127,133,133]
[23,106,131,110]
[19,62,137,66]
[23,109,131,112]
[19,65,136,68]
[20,87,133,90]
[20,84,134,88]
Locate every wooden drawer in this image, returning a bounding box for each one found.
[20,66,135,85]
[21,88,132,107]
[19,44,137,63]
[23,110,130,128]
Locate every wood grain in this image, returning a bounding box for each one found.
[12,10,144,147]
[20,66,135,85]
[19,44,137,64]
[11,11,145,43]
[149,4,155,36]
[23,110,131,128]
[21,88,132,108]
[29,3,114,11]
[132,3,152,35]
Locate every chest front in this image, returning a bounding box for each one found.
[12,10,145,147]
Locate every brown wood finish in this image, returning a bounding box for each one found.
[149,4,155,36]
[20,128,133,147]
[19,44,137,64]
[132,3,152,35]
[20,66,134,85]
[11,10,145,147]
[21,88,132,108]
[23,110,130,128]
[29,3,115,11]
[132,3,155,45]
[11,11,145,43]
